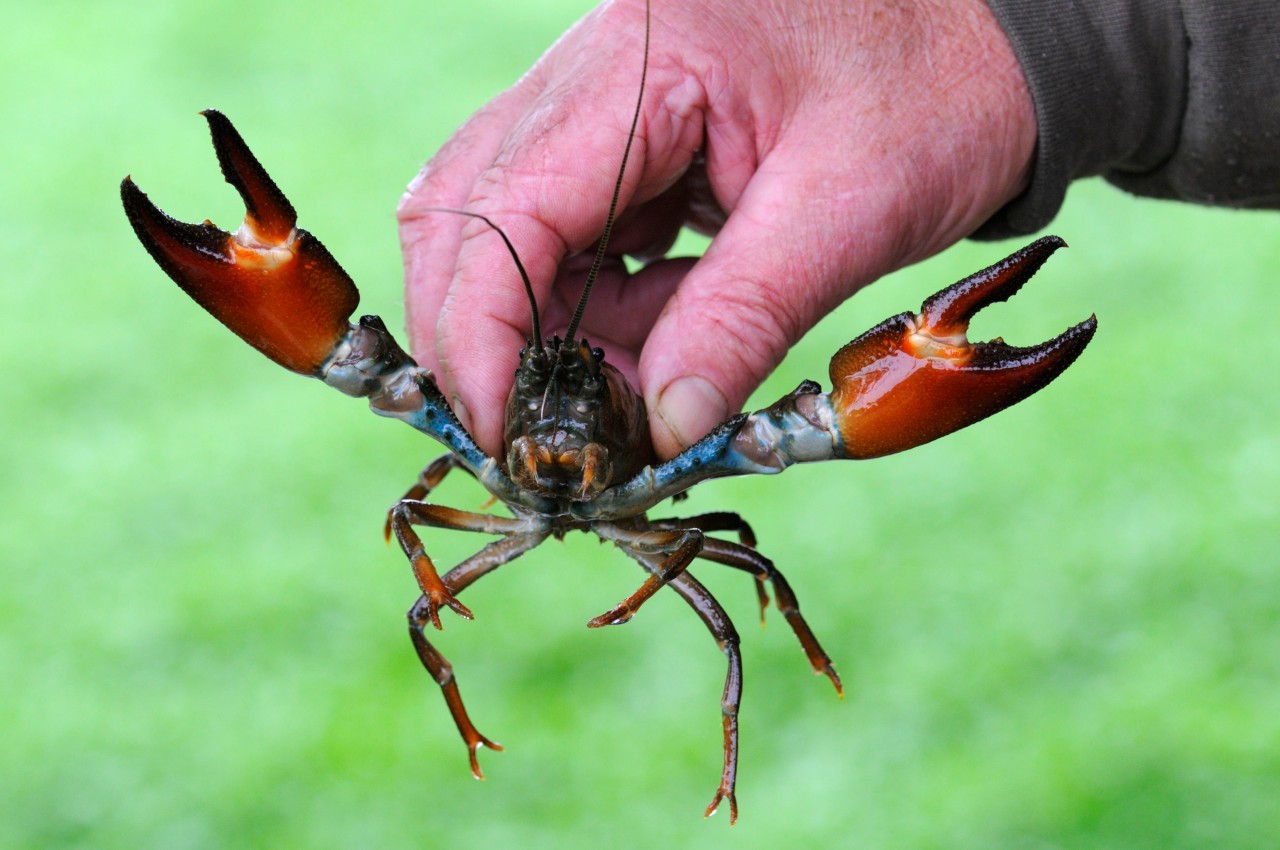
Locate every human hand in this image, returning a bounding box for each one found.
[397,0,1035,461]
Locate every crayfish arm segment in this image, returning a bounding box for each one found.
[384,374,550,512]
[321,315,420,399]
[573,386,846,519]
[729,382,846,470]
[575,386,846,519]
[317,315,543,509]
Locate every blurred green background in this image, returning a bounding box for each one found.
[4,1,1278,847]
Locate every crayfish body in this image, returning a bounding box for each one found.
[505,336,652,499]
[122,114,1094,826]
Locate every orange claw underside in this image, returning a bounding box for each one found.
[830,236,1097,460]
[120,110,359,376]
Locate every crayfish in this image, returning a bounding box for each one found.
[120,12,1095,825]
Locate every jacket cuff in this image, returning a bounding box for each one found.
[974,0,1187,238]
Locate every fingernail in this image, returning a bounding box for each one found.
[655,376,730,453]
[451,394,472,432]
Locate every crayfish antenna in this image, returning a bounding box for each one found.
[561,0,650,345]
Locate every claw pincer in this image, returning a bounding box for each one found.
[729,237,1096,471]
[122,110,358,377]
[828,236,1096,459]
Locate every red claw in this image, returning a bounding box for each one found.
[830,236,1097,459]
[121,110,359,376]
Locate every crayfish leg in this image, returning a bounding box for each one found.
[389,502,533,628]
[586,526,705,628]
[697,537,842,696]
[644,513,841,694]
[616,546,743,824]
[407,530,550,778]
[383,454,475,543]
[666,571,743,825]
[407,609,502,778]
[648,512,768,621]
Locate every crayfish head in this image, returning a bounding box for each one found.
[503,337,650,500]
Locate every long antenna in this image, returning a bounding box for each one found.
[562,0,650,344]
[421,207,542,346]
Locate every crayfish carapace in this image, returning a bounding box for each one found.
[121,23,1094,828]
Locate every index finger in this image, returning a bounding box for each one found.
[423,3,707,456]
[398,81,544,378]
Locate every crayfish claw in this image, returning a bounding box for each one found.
[122,111,360,377]
[828,236,1096,459]
[201,109,297,244]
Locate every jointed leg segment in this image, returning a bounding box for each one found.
[629,513,842,695]
[406,529,549,779]
[696,537,842,695]
[389,497,527,629]
[649,512,768,616]
[666,568,743,825]
[587,525,706,627]
[390,455,549,778]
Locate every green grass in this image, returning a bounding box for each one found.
[4,1,1279,847]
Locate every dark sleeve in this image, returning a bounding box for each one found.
[974,0,1280,239]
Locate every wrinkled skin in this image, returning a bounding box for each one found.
[397,0,1036,461]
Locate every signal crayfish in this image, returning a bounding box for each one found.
[120,13,1096,825]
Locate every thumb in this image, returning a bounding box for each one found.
[640,155,907,460]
